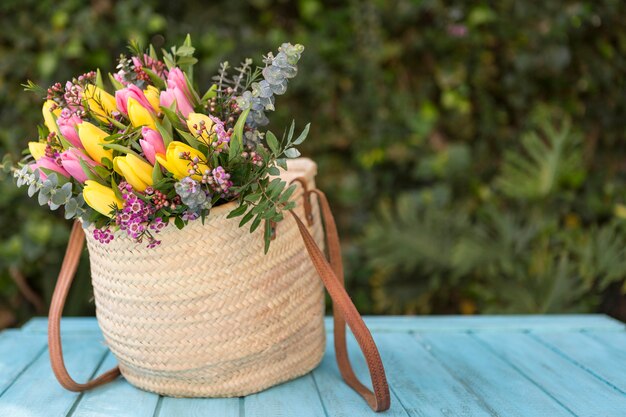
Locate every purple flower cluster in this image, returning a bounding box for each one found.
[209,115,231,149]
[93,228,114,244]
[113,182,167,247]
[202,166,233,197]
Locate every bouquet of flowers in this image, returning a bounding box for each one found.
[13,36,309,251]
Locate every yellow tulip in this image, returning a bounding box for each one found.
[83,84,117,122]
[113,154,153,192]
[83,180,123,217]
[28,142,47,160]
[42,100,61,136]
[78,122,113,163]
[186,112,214,144]
[128,97,157,130]
[156,141,209,180]
[144,86,161,113]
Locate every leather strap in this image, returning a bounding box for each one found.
[290,187,390,412]
[48,188,390,411]
[48,220,121,391]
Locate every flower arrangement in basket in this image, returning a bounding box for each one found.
[7,36,390,412]
[16,36,310,252]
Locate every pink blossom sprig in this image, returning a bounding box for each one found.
[111,182,168,248]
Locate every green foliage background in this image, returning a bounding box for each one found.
[1,0,626,326]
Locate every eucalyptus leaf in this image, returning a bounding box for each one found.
[266,131,279,155]
[284,148,301,158]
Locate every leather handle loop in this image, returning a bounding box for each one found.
[290,182,391,412]
[290,177,314,226]
[48,220,121,391]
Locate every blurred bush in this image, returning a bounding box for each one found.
[1,0,626,325]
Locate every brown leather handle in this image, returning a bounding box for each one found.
[48,190,390,411]
[48,220,121,391]
[289,184,391,412]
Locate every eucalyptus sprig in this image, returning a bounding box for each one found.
[228,121,310,252]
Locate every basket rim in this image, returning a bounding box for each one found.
[81,157,317,233]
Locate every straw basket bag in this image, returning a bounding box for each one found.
[47,158,390,412]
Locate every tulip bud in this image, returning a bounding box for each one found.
[186,112,214,144]
[113,154,154,192]
[144,85,161,113]
[128,97,157,130]
[115,84,155,116]
[83,84,117,122]
[160,86,193,118]
[156,141,209,180]
[140,127,166,165]
[167,68,193,102]
[83,180,123,217]
[57,109,83,149]
[60,148,99,183]
[28,142,47,160]
[42,100,61,136]
[32,156,70,181]
[77,122,113,163]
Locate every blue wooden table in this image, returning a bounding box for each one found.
[1,315,625,416]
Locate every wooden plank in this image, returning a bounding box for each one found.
[70,353,160,417]
[157,397,240,417]
[0,330,47,396]
[474,331,626,417]
[312,335,409,417]
[20,314,626,335]
[416,332,573,417]
[315,332,494,416]
[531,332,626,394]
[20,317,102,334]
[0,335,108,417]
[582,330,626,363]
[244,374,327,417]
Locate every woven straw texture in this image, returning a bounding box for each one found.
[84,158,326,397]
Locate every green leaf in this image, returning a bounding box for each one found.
[277,158,288,170]
[174,216,185,229]
[293,123,310,145]
[227,204,248,218]
[143,67,166,90]
[284,148,301,158]
[239,211,255,227]
[160,106,186,130]
[264,220,273,254]
[250,214,262,233]
[78,158,103,183]
[152,161,163,183]
[244,192,262,202]
[156,119,173,147]
[229,108,250,162]
[110,177,123,201]
[175,128,202,149]
[267,166,280,176]
[176,45,195,57]
[287,120,295,143]
[279,184,297,203]
[108,73,124,90]
[101,143,145,160]
[266,131,279,155]
[96,68,105,90]
[201,84,218,102]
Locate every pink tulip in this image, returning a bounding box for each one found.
[160,85,194,118]
[33,156,70,180]
[167,68,192,102]
[116,84,154,116]
[60,148,100,183]
[140,127,166,165]
[57,109,83,148]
